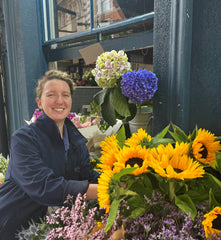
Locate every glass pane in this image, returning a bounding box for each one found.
[93,0,154,28]
[54,0,91,38]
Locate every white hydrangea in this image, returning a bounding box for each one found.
[92,50,131,88]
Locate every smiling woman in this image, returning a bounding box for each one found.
[0,70,99,239]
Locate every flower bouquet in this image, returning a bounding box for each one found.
[17,124,221,239]
[26,108,100,129]
[92,50,135,126]
[92,50,158,127]
[96,124,221,239]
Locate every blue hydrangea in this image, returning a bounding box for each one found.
[121,69,158,104]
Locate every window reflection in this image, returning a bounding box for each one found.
[45,0,153,40]
[56,0,91,38]
[94,0,154,28]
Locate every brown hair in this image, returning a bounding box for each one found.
[36,70,76,99]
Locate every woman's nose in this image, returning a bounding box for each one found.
[56,95,64,103]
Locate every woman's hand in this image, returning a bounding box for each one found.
[86,184,98,200]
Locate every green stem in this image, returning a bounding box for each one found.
[169,181,175,203]
[137,103,142,114]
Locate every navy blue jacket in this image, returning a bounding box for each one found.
[0,113,99,239]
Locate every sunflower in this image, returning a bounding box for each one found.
[97,134,120,172]
[97,169,114,213]
[173,142,190,156]
[150,142,189,162]
[113,145,151,176]
[192,128,221,167]
[125,128,152,148]
[150,151,205,180]
[202,206,221,239]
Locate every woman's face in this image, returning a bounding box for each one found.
[36,79,72,125]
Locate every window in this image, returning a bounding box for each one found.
[101,0,110,13]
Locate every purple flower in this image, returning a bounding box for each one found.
[68,112,76,120]
[121,69,158,104]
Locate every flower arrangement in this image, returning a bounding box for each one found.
[92,50,158,126]
[121,68,158,112]
[17,124,221,239]
[17,194,109,240]
[16,124,221,239]
[92,50,136,126]
[95,124,221,239]
[77,68,98,86]
[26,108,100,129]
[92,50,131,88]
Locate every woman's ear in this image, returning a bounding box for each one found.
[36,98,42,109]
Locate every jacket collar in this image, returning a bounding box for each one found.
[34,113,87,146]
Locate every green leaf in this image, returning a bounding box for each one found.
[154,124,170,139]
[112,86,131,118]
[130,179,152,197]
[126,195,148,219]
[206,173,221,189]
[150,138,174,148]
[101,90,117,126]
[112,167,137,182]
[209,188,220,210]
[105,198,122,232]
[126,103,137,122]
[175,194,197,219]
[214,152,221,173]
[215,136,221,142]
[129,207,147,219]
[170,123,189,143]
[116,125,126,148]
[188,174,221,205]
[189,125,198,142]
[93,89,107,105]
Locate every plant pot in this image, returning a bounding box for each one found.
[129,107,153,135]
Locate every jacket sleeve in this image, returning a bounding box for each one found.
[9,128,89,206]
[77,143,100,183]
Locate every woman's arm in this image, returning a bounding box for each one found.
[86,184,98,200]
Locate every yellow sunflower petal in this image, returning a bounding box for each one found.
[113,145,151,176]
[202,206,221,239]
[98,134,120,172]
[192,128,221,167]
[125,128,152,148]
[97,170,114,213]
[150,144,205,180]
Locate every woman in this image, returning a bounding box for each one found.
[0,70,99,239]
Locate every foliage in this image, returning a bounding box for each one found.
[92,50,158,126]
[96,123,221,239]
[121,69,158,112]
[78,68,97,86]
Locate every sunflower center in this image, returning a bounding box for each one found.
[199,143,208,158]
[173,168,183,173]
[126,157,143,168]
[212,214,221,230]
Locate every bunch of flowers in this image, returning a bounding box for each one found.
[77,68,98,86]
[123,191,207,239]
[92,50,131,88]
[17,194,110,240]
[0,154,9,186]
[27,108,100,129]
[95,124,221,239]
[121,68,158,109]
[92,50,158,126]
[16,124,221,239]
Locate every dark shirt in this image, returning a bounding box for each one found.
[0,113,99,239]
